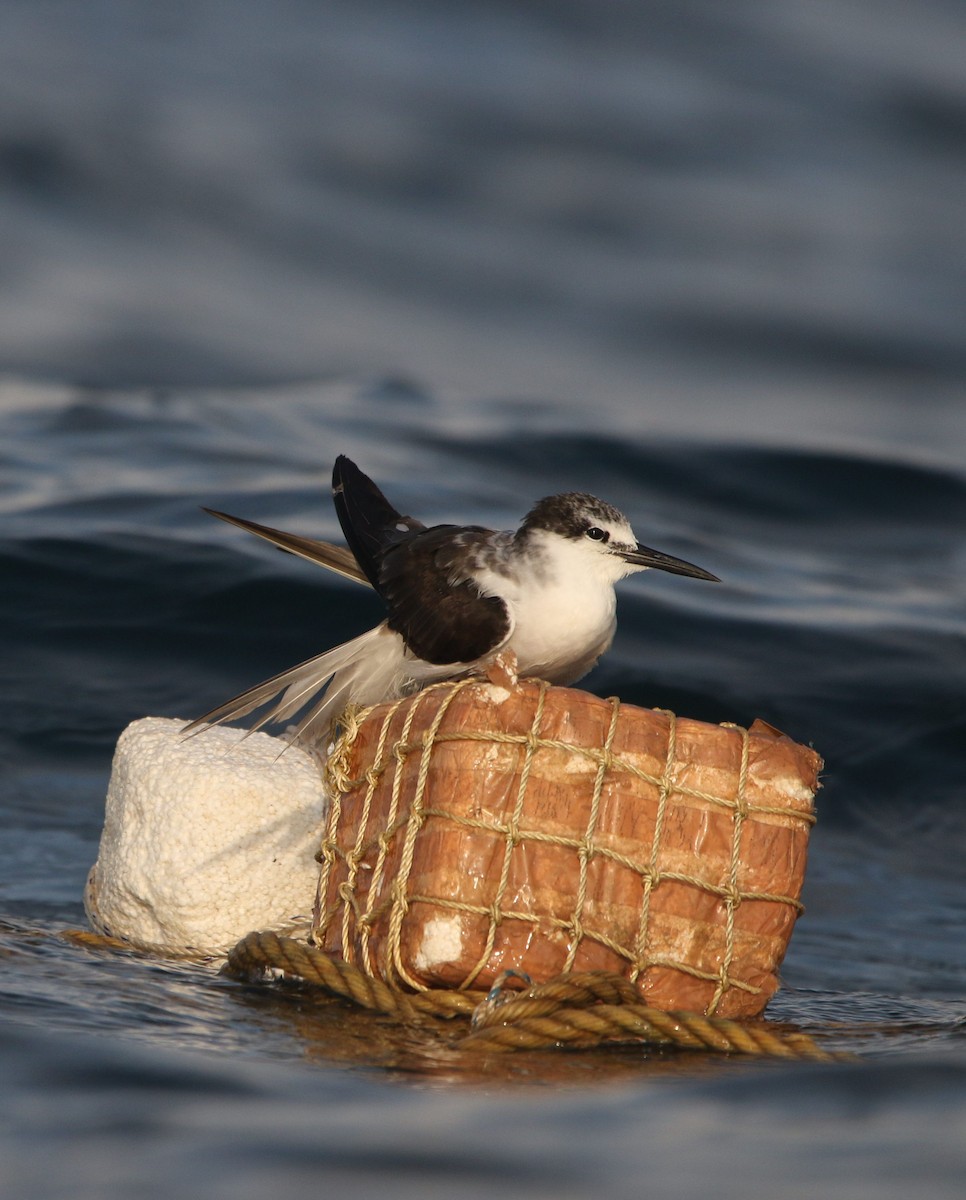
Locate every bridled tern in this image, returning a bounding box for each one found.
[185,455,719,745]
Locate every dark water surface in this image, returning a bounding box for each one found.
[2,3,965,1198]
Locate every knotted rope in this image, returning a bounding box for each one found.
[225,930,845,1061]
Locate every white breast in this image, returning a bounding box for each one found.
[474,534,619,686]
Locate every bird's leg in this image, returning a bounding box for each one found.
[484,648,519,689]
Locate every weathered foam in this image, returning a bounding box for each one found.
[85,718,329,956]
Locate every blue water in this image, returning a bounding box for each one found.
[2,3,965,1197]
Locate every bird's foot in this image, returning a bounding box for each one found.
[484,649,519,689]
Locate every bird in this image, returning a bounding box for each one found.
[184,455,719,746]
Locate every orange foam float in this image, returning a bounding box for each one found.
[314,677,821,1019]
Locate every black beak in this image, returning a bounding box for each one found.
[617,542,720,582]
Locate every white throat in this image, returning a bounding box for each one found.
[473,530,624,685]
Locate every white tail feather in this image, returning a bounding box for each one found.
[183,623,411,746]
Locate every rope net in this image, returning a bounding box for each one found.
[314,678,820,1019]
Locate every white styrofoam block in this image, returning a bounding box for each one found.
[86,717,329,956]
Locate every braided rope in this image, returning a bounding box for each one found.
[387,681,472,990]
[561,693,621,972]
[708,722,750,1015]
[228,929,483,1019]
[331,722,818,825]
[462,680,549,988]
[632,706,677,984]
[356,697,410,975]
[224,931,845,1061]
[61,928,216,961]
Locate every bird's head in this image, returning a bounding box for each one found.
[517,492,719,585]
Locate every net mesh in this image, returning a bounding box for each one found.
[314,678,818,1018]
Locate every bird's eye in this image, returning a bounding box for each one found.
[585,526,609,542]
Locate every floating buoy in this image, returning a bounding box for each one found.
[316,678,821,1019]
[85,718,329,955]
[86,680,820,1024]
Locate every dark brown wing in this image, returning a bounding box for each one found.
[378,525,510,665]
[331,455,424,592]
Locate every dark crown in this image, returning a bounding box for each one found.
[518,492,627,540]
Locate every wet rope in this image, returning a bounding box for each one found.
[59,927,219,962]
[227,929,482,1020]
[224,930,846,1061]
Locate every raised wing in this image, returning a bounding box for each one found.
[331,455,425,592]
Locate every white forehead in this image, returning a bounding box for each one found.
[592,512,636,544]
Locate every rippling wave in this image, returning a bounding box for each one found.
[2,1,966,1195]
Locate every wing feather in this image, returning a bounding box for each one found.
[331,455,424,592]
[379,526,510,664]
[203,508,370,587]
